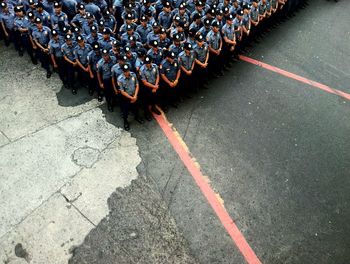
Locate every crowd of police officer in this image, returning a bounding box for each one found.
[0,0,291,130]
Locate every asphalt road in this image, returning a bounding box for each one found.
[119,0,350,263]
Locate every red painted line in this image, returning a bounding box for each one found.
[239,55,350,101]
[153,110,262,264]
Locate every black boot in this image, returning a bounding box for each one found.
[124,119,130,131]
[46,71,52,78]
[151,106,161,115]
[107,104,113,112]
[31,57,38,65]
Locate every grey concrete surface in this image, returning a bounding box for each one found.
[69,175,197,264]
[0,109,121,237]
[0,46,100,141]
[0,132,9,147]
[1,193,94,264]
[0,37,196,264]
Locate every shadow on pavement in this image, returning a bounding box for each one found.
[56,85,95,107]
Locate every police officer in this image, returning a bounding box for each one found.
[86,25,101,45]
[146,22,160,46]
[169,33,183,57]
[187,28,197,47]
[0,2,15,47]
[178,42,195,96]
[26,12,38,64]
[173,3,190,28]
[35,2,51,27]
[108,39,120,57]
[145,9,156,26]
[136,15,152,44]
[97,49,117,111]
[26,0,36,15]
[139,55,161,120]
[170,20,186,41]
[103,10,117,34]
[193,33,209,90]
[117,63,144,130]
[124,45,137,71]
[111,54,126,88]
[61,33,77,92]
[221,14,236,66]
[135,48,146,73]
[158,27,171,49]
[49,29,66,84]
[122,3,138,23]
[71,4,87,28]
[32,17,52,78]
[87,42,102,99]
[51,2,68,29]
[158,1,172,30]
[215,9,224,28]
[82,12,97,35]
[111,55,126,110]
[160,50,181,109]
[233,10,243,57]
[61,0,77,21]
[140,0,156,18]
[191,1,205,20]
[198,18,211,38]
[147,39,163,65]
[234,9,243,37]
[85,0,101,21]
[119,12,137,34]
[74,35,92,92]
[98,27,115,50]
[206,20,222,76]
[128,35,143,53]
[241,5,251,38]
[250,0,260,27]
[259,0,268,22]
[13,6,37,64]
[189,13,202,32]
[72,26,86,41]
[121,24,141,46]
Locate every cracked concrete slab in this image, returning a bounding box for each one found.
[0,43,101,141]
[0,132,10,147]
[0,193,94,264]
[61,136,141,225]
[69,176,198,264]
[0,108,122,238]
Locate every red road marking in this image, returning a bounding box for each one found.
[153,109,262,264]
[239,55,350,101]
[153,55,348,264]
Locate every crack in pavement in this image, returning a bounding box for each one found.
[0,110,121,240]
[60,192,97,228]
[0,104,101,148]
